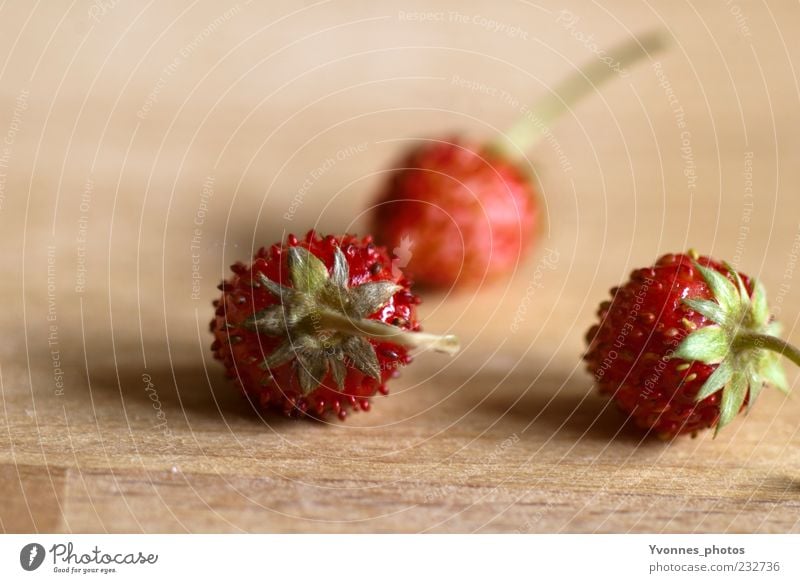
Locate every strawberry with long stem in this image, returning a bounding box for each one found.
[372,31,667,289]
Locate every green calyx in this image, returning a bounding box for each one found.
[674,259,795,434]
[242,246,459,395]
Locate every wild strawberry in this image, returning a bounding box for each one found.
[210,231,459,420]
[371,139,538,289]
[370,32,665,289]
[584,251,797,438]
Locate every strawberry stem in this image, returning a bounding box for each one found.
[318,310,460,355]
[737,332,800,368]
[493,30,667,160]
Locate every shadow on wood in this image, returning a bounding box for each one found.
[84,358,270,429]
[441,360,662,446]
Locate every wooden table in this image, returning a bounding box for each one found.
[2,0,800,533]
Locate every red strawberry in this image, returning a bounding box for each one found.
[371,139,538,289]
[371,32,665,289]
[210,231,459,420]
[584,251,796,438]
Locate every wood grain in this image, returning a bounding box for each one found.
[1,0,800,532]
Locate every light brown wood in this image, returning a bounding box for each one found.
[2,0,800,533]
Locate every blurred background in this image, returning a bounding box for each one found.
[1,0,800,532]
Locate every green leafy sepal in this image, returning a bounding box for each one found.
[674,260,788,433]
[242,246,401,395]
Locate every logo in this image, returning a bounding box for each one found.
[20,543,46,571]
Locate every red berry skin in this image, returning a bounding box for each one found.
[371,139,539,289]
[210,232,418,420]
[583,253,752,438]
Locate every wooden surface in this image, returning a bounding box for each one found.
[2,0,800,533]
